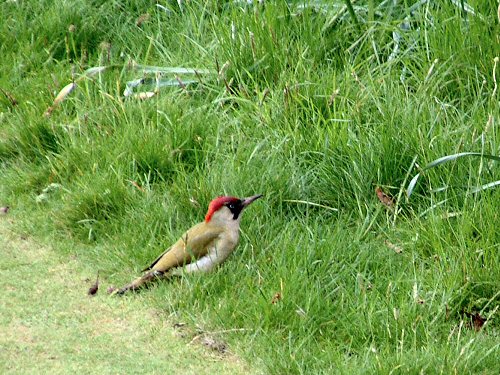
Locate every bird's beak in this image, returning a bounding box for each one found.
[242,194,263,207]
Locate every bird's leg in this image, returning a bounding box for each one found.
[114,270,166,295]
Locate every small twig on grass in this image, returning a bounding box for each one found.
[492,57,499,98]
[175,75,188,95]
[0,88,18,106]
[193,328,252,338]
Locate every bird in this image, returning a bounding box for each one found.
[114,194,262,294]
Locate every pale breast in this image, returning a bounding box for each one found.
[181,231,240,273]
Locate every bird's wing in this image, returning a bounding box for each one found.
[142,223,223,273]
[141,246,173,272]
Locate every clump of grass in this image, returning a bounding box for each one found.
[1,1,499,374]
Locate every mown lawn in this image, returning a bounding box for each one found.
[1,1,499,373]
[0,218,253,375]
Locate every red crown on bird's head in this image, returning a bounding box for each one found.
[205,196,239,222]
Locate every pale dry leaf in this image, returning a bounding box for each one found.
[441,212,461,219]
[133,92,156,100]
[393,308,399,320]
[296,307,306,317]
[384,240,403,254]
[53,82,77,106]
[44,82,77,116]
[128,180,145,192]
[136,13,151,27]
[189,197,200,207]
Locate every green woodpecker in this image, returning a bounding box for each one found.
[115,194,262,294]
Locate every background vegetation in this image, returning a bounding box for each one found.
[1,1,499,373]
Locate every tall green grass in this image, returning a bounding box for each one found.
[1,1,499,373]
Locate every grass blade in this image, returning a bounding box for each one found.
[81,66,108,78]
[283,199,338,212]
[407,152,500,197]
[342,0,361,31]
[133,64,214,75]
[421,152,500,170]
[470,180,500,194]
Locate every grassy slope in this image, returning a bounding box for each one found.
[1,1,499,373]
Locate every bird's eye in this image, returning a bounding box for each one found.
[228,203,235,209]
